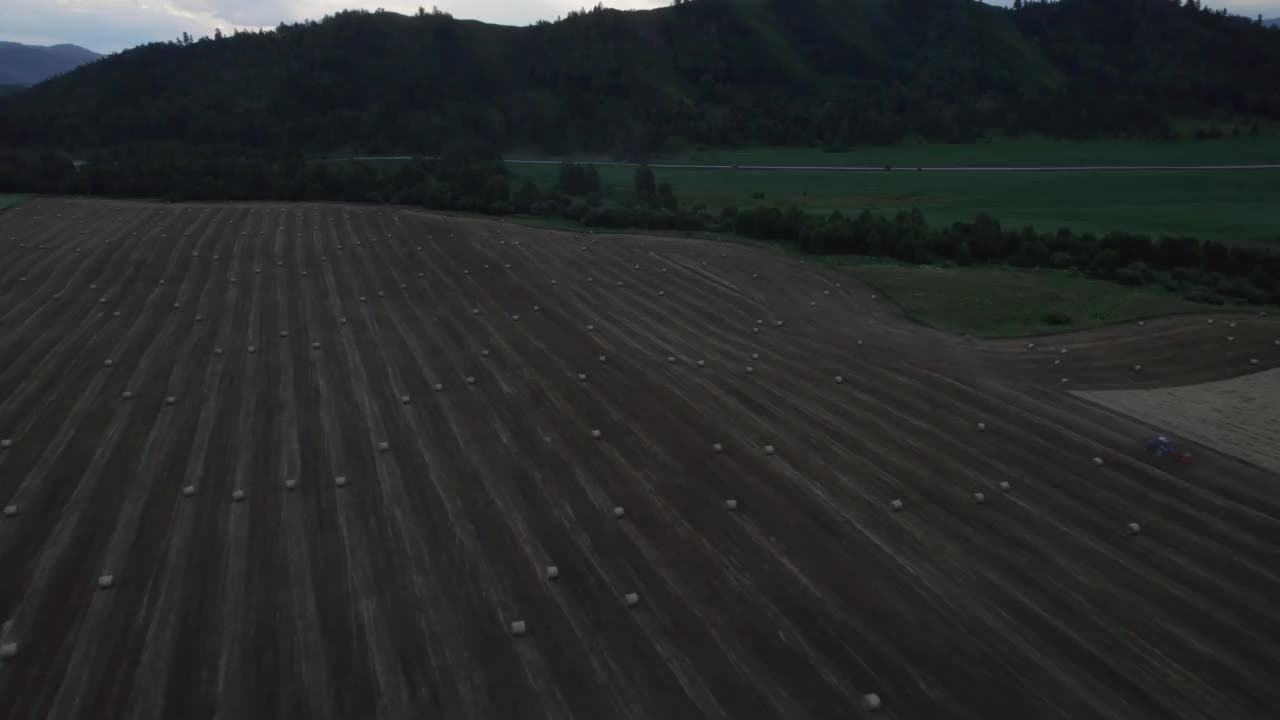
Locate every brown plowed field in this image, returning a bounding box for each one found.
[1,198,1279,720]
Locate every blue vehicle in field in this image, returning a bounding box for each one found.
[1144,435,1195,465]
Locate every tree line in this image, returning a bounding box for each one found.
[3,147,1275,309]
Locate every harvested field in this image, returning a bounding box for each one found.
[1076,369,1280,474]
[1,197,1279,720]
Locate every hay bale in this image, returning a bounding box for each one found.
[284,479,298,490]
[378,441,391,452]
[591,429,602,440]
[97,575,115,590]
[999,481,1011,492]
[164,396,177,406]
[862,694,882,712]
[1092,456,1104,466]
[335,476,348,488]
[1127,522,1142,535]
[613,505,625,518]
[2,504,17,517]
[973,492,986,504]
[890,499,903,512]
[624,592,640,607]
[724,498,738,510]
[545,565,560,580]
[835,376,845,384]
[763,445,776,455]
[182,485,196,497]
[745,365,755,374]
[509,620,527,636]
[122,391,133,400]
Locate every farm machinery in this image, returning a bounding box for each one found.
[1143,435,1194,465]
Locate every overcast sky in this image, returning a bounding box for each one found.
[2,0,1276,54]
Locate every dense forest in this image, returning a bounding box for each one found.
[2,0,1279,155]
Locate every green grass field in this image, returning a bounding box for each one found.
[512,163,1280,243]
[842,264,1224,337]
[0,195,30,209]
[519,131,1280,168]
[509,134,1280,244]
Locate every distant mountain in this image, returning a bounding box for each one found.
[1265,17,1279,27]
[0,41,100,86]
[2,0,1279,155]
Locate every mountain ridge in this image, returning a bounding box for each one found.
[1,0,1277,155]
[0,41,100,86]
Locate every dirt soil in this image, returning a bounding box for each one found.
[1,198,1278,720]
[1076,369,1280,474]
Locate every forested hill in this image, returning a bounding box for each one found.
[1,0,1278,156]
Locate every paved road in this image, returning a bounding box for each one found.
[347,156,1280,172]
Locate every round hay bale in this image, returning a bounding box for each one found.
[613,506,625,518]
[182,485,196,497]
[465,376,476,386]
[599,355,608,364]
[624,592,640,607]
[835,376,845,384]
[973,492,986,504]
[890,499,903,512]
[378,441,391,452]
[481,349,491,357]
[545,565,560,580]
[97,575,115,590]
[164,396,177,406]
[434,383,445,392]
[3,504,17,517]
[666,356,677,364]
[509,620,527,636]
[591,429,602,440]
[763,445,775,456]
[401,395,411,404]
[103,359,114,368]
[577,373,588,382]
[999,481,1011,492]
[745,365,755,374]
[862,694,882,712]
[1092,456,1104,466]
[712,443,724,453]
[335,476,348,488]
[1127,522,1142,535]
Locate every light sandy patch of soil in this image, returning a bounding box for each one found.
[1075,368,1280,473]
